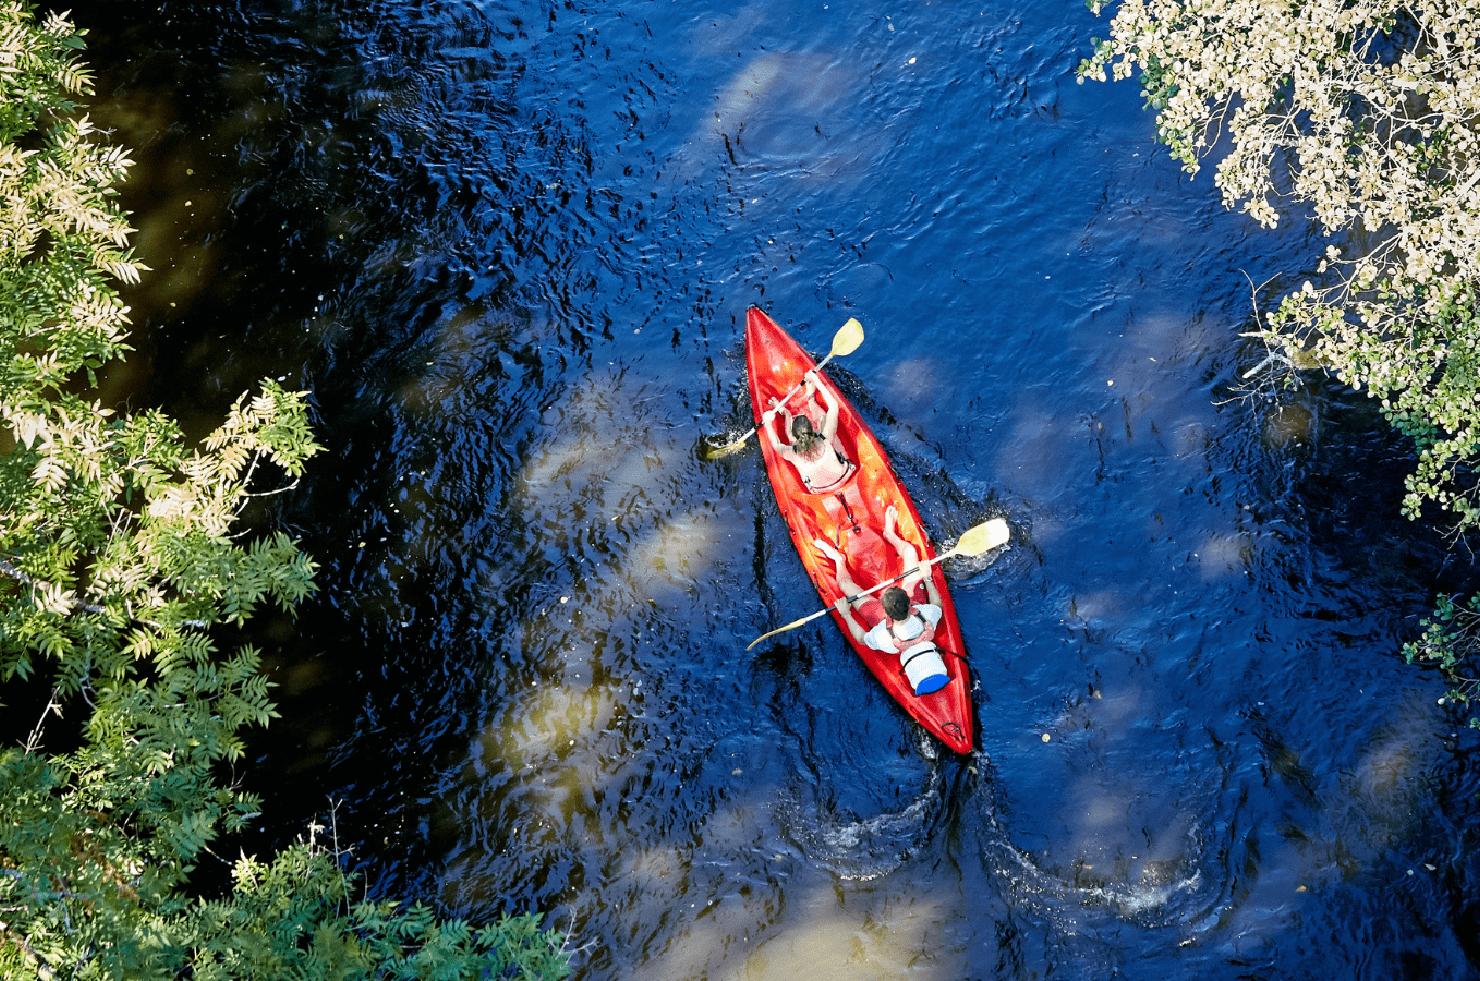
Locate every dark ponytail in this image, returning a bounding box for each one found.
[790,415,820,453]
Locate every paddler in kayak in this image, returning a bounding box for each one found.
[815,507,951,696]
[763,372,855,494]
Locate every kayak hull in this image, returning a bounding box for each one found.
[745,306,975,755]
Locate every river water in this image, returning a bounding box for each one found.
[56,0,1480,977]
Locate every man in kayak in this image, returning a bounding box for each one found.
[814,507,950,696]
[763,372,854,494]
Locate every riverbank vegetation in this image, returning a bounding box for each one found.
[1080,0,1480,724]
[0,4,570,976]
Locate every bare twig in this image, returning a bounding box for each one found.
[23,688,62,755]
[1214,271,1310,407]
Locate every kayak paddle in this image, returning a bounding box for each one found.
[703,317,864,461]
[745,517,1010,650]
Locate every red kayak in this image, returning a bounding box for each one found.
[745,305,975,754]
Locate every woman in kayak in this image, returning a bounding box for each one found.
[764,373,854,493]
[815,507,951,696]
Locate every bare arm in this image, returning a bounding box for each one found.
[773,396,797,440]
[918,569,942,608]
[832,596,869,644]
[762,402,800,464]
[809,374,841,441]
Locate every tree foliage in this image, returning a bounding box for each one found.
[1080,0,1480,719]
[1402,592,1480,726]
[0,3,572,976]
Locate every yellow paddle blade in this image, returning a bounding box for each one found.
[830,318,864,357]
[700,427,759,461]
[951,517,1010,557]
[747,609,822,650]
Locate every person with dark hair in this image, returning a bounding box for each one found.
[763,372,854,493]
[815,507,950,696]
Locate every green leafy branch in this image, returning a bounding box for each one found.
[0,5,570,978]
[1404,593,1480,727]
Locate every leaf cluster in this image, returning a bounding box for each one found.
[0,2,91,144]
[0,6,570,978]
[1403,592,1480,727]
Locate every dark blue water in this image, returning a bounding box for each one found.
[58,0,1480,977]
